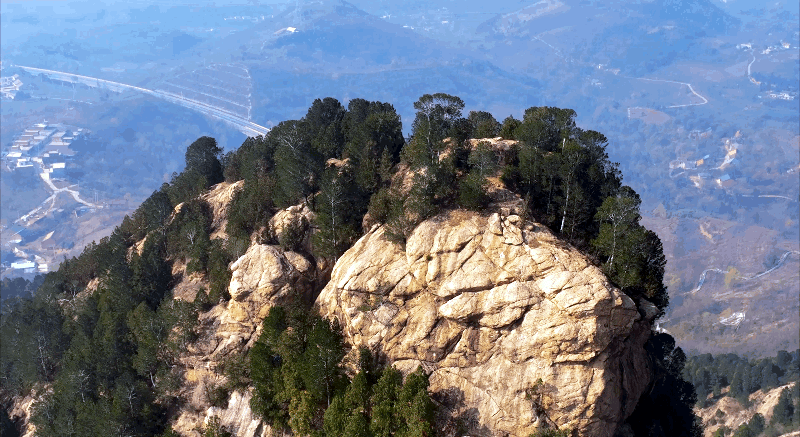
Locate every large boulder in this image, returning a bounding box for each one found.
[316,210,655,436]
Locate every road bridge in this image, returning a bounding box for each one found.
[14,65,270,138]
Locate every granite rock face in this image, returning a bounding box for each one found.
[316,210,655,436]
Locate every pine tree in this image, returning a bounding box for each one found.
[397,367,435,437]
[772,387,794,426]
[406,93,465,168]
[468,110,500,139]
[499,115,520,140]
[323,395,349,437]
[592,188,642,267]
[313,163,364,259]
[302,318,346,407]
[370,366,403,437]
[184,136,223,186]
[270,120,318,208]
[343,412,370,437]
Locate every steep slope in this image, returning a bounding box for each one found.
[696,382,798,437]
[316,207,659,436]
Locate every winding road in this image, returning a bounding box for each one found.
[14,160,101,225]
[529,34,711,109]
[628,76,709,108]
[689,250,800,295]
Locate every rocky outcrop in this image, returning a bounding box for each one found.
[6,387,42,437]
[316,209,656,436]
[696,382,797,437]
[174,243,318,437]
[201,181,245,240]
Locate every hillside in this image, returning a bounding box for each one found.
[696,382,798,437]
[2,95,702,436]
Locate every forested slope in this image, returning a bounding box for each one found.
[2,94,700,437]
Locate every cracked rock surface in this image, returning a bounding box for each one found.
[317,210,654,436]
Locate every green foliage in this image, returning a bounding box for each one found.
[458,141,497,210]
[222,135,273,183]
[684,349,799,410]
[529,428,572,437]
[202,417,232,437]
[278,217,306,253]
[342,100,404,192]
[515,106,578,153]
[226,176,275,242]
[499,115,520,140]
[21,230,196,437]
[302,318,347,406]
[206,239,233,303]
[270,119,318,208]
[772,387,795,426]
[749,413,765,434]
[732,422,755,437]
[312,163,366,259]
[165,169,210,208]
[712,426,730,437]
[468,140,498,179]
[370,366,403,437]
[305,97,347,159]
[131,231,172,309]
[367,187,394,225]
[397,367,435,437]
[468,110,501,139]
[250,303,437,437]
[0,275,44,301]
[405,93,465,168]
[249,304,344,433]
[458,172,491,211]
[206,383,231,408]
[185,136,224,186]
[131,188,173,241]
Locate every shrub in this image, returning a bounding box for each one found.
[278,218,305,253]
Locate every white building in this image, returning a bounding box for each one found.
[10,260,35,270]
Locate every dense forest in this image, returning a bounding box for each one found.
[2,94,700,436]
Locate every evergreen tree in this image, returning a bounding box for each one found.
[468,110,500,139]
[748,413,765,434]
[313,163,364,260]
[625,333,703,437]
[515,106,578,153]
[270,119,317,208]
[302,317,346,407]
[184,136,223,185]
[772,387,795,426]
[406,93,465,168]
[305,97,347,159]
[592,188,642,269]
[370,366,403,437]
[499,115,520,140]
[323,395,349,437]
[343,412,370,437]
[397,367,435,437]
[556,140,587,235]
[458,141,496,210]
